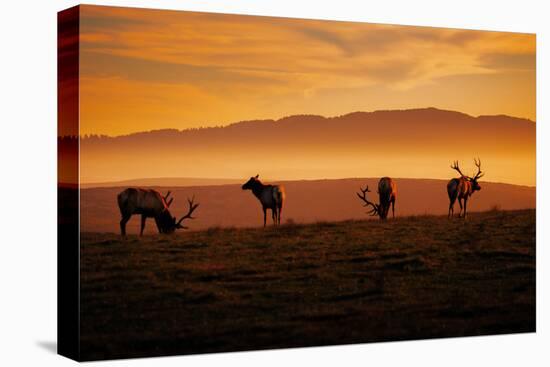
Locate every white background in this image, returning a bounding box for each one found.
[0,0,547,365]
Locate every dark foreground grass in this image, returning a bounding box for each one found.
[79,209,535,360]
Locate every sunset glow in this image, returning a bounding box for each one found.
[79,6,535,137]
[75,5,536,186]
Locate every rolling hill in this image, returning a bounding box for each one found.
[80,177,535,233]
[79,209,535,360]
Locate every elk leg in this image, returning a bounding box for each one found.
[263,207,267,227]
[140,215,147,236]
[120,215,131,236]
[154,217,162,233]
[391,199,395,219]
[458,198,463,217]
[272,208,277,225]
[463,197,468,219]
[448,195,456,218]
[278,206,282,225]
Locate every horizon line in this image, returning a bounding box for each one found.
[75,176,537,189]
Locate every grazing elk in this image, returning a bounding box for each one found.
[117,188,199,236]
[242,174,285,226]
[357,177,397,220]
[447,158,484,218]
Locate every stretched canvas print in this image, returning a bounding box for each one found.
[58,4,536,361]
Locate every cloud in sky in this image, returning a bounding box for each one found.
[78,5,535,136]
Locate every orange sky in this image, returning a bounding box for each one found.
[78,5,536,137]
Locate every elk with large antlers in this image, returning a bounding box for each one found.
[117,188,199,236]
[356,177,397,220]
[242,174,285,226]
[447,158,484,218]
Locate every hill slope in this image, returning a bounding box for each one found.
[80,177,535,233]
[79,209,535,360]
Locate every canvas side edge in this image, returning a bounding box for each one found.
[57,5,81,362]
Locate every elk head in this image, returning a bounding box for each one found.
[162,196,200,233]
[356,185,381,217]
[242,174,260,190]
[451,158,484,191]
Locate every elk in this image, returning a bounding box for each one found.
[447,158,484,218]
[242,174,285,226]
[117,188,199,236]
[357,177,397,220]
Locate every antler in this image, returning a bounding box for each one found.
[176,196,200,228]
[356,186,379,216]
[450,160,466,177]
[473,157,484,180]
[164,191,173,207]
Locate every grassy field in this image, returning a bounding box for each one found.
[80,209,535,361]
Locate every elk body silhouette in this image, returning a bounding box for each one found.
[357,177,397,219]
[447,159,484,218]
[242,175,285,226]
[117,188,199,236]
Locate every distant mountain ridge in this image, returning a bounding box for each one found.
[73,107,536,185]
[79,107,534,140]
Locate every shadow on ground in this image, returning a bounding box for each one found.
[36,341,57,354]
